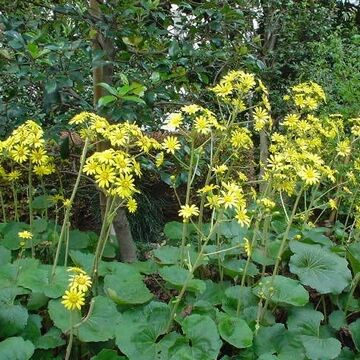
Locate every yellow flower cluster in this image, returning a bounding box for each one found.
[285,81,326,110]
[73,113,161,212]
[0,120,55,178]
[61,267,92,311]
[203,181,250,227]
[211,70,256,98]
[266,103,340,193]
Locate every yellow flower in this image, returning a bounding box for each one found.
[194,115,211,134]
[116,174,136,198]
[328,199,337,210]
[230,129,253,149]
[162,136,181,154]
[10,144,29,163]
[211,81,233,97]
[235,207,251,227]
[95,164,116,188]
[244,238,251,257]
[155,152,164,168]
[61,289,85,311]
[18,231,33,239]
[197,184,218,194]
[178,204,200,222]
[69,273,92,293]
[212,164,228,175]
[336,139,351,157]
[30,148,48,164]
[162,112,183,131]
[96,149,115,164]
[83,160,98,175]
[7,170,21,182]
[127,198,138,213]
[67,267,86,274]
[181,104,201,114]
[33,163,55,176]
[220,191,238,209]
[69,112,91,125]
[298,166,320,186]
[63,199,72,208]
[205,194,222,209]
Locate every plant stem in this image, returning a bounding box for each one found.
[65,312,74,360]
[0,189,6,223]
[180,140,195,265]
[28,162,34,257]
[51,138,90,279]
[64,221,70,268]
[92,196,117,284]
[11,184,19,221]
[272,188,303,277]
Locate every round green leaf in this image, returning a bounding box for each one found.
[300,336,341,360]
[289,242,352,294]
[349,318,360,352]
[179,314,222,360]
[0,303,28,337]
[34,327,66,349]
[48,299,82,333]
[217,313,253,348]
[0,337,34,360]
[77,296,121,342]
[104,265,152,305]
[0,245,11,265]
[253,275,309,307]
[158,265,206,294]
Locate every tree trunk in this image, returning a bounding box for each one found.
[89,0,137,262]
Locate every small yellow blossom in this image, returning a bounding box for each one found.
[178,204,200,222]
[18,231,33,239]
[61,289,85,311]
[69,273,92,293]
[127,198,138,213]
[162,136,181,154]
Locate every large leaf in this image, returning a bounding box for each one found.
[76,296,121,342]
[253,275,309,307]
[48,299,82,333]
[289,241,351,294]
[349,318,360,352]
[0,337,34,360]
[300,336,341,360]
[217,312,253,348]
[173,314,222,360]
[34,327,66,349]
[116,302,175,360]
[287,307,323,336]
[104,262,152,305]
[0,302,28,337]
[159,265,206,294]
[0,245,11,265]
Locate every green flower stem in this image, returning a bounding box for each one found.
[11,183,19,221]
[272,187,303,277]
[167,210,223,332]
[0,189,6,223]
[180,140,195,266]
[64,312,74,360]
[28,161,33,227]
[345,273,360,314]
[64,221,70,268]
[236,216,261,316]
[40,177,48,220]
[51,137,90,280]
[92,196,117,284]
[28,161,35,257]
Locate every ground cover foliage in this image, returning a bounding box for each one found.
[0,70,360,359]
